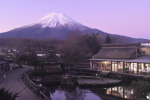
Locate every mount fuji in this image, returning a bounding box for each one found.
[29,12,87,30]
[0,12,107,39]
[0,12,148,42]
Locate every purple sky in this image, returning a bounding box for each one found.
[0,0,150,39]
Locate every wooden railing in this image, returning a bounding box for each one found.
[22,69,51,100]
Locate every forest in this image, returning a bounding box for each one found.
[0,31,113,64]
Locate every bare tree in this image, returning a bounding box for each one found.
[58,31,91,65]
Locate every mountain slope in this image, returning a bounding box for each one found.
[35,13,86,29]
[0,12,107,39]
[0,12,149,42]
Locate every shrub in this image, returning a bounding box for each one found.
[60,76,78,86]
[0,85,19,100]
[130,80,150,99]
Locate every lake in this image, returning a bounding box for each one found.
[47,81,150,100]
[48,85,102,100]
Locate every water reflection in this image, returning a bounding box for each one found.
[64,87,85,100]
[106,86,134,99]
[105,85,150,100]
[147,94,150,100]
[48,86,101,100]
[47,83,150,100]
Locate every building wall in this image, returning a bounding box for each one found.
[46,64,62,73]
[90,61,111,72]
[0,63,9,72]
[90,60,150,76]
[141,47,150,55]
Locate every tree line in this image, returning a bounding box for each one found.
[0,31,112,65]
[0,32,112,99]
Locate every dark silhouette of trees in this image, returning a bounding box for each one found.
[59,31,91,64]
[0,33,103,65]
[81,33,102,55]
[58,31,102,65]
[105,34,112,44]
[8,51,20,67]
[27,52,40,70]
[89,34,101,55]
[0,83,19,100]
[16,54,27,67]
[64,87,85,100]
[130,80,150,99]
[0,36,101,58]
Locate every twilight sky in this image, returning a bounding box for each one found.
[0,0,150,39]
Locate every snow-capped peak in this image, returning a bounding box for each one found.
[35,12,84,28]
[24,12,88,30]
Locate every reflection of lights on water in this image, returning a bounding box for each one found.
[147,95,150,100]
[3,74,6,78]
[147,93,150,99]
[125,95,127,98]
[39,84,42,86]
[131,89,134,95]
[113,87,117,91]
[106,88,110,95]
[109,88,111,91]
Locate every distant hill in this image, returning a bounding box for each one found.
[0,12,149,43]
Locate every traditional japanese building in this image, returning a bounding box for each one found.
[0,55,10,73]
[89,43,150,75]
[41,50,64,73]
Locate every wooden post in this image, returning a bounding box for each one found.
[116,62,118,72]
[123,62,125,73]
[123,86,125,99]
[129,63,131,73]
[101,62,102,71]
[40,92,42,99]
[110,61,112,72]
[144,63,146,75]
[136,47,137,58]
[92,61,93,70]
[110,87,112,95]
[137,63,139,75]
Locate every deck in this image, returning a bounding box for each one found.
[76,76,122,86]
[111,72,150,80]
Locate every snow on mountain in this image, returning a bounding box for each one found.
[0,12,149,43]
[27,12,87,30]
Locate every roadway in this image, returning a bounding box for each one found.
[0,65,40,100]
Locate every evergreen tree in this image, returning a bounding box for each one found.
[27,52,40,70]
[90,34,101,55]
[0,84,19,100]
[105,35,111,44]
[130,80,150,99]
[60,32,91,64]
[79,33,102,55]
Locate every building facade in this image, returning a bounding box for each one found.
[41,50,64,73]
[89,43,150,75]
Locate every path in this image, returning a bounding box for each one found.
[0,65,40,100]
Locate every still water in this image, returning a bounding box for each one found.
[47,82,150,100]
[48,86,102,100]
